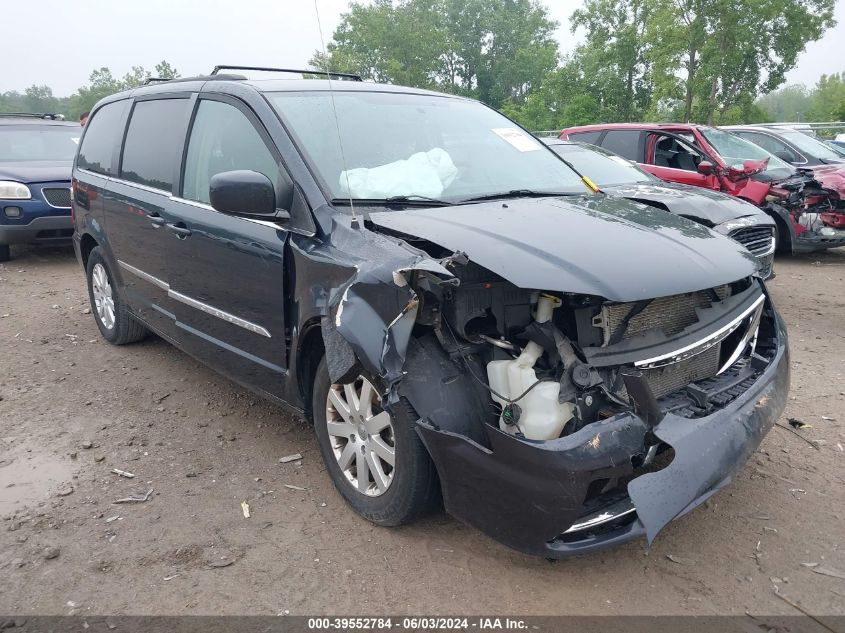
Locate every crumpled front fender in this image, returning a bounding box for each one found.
[316,216,455,392]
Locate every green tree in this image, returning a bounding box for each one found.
[154,60,180,80]
[571,0,651,121]
[69,61,179,118]
[23,85,59,114]
[646,0,835,123]
[756,84,814,122]
[315,0,558,108]
[807,73,845,121]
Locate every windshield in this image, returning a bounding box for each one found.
[825,140,845,157]
[269,91,587,202]
[700,128,792,175]
[547,142,655,186]
[0,125,81,162]
[779,130,843,161]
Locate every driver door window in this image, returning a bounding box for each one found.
[652,135,702,172]
[182,99,284,205]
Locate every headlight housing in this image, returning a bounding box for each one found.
[0,181,32,200]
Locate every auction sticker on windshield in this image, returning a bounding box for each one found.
[492,127,541,152]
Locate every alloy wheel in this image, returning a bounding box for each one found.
[325,376,396,496]
[91,262,115,330]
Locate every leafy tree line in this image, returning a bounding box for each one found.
[757,74,845,123]
[314,0,838,129]
[3,0,842,130]
[0,61,179,119]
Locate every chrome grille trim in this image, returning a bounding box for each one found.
[730,226,776,257]
[633,293,765,370]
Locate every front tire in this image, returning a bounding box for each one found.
[312,357,440,526]
[85,247,147,345]
[0,244,10,262]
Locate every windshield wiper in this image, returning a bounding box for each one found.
[331,195,451,207]
[458,189,581,203]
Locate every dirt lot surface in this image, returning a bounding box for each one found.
[1,243,843,617]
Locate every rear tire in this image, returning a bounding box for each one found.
[311,357,440,526]
[0,244,10,262]
[85,246,147,345]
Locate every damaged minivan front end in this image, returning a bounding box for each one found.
[316,194,789,558]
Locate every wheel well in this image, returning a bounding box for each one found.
[79,234,98,269]
[769,212,793,254]
[296,320,325,422]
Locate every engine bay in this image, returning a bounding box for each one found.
[406,248,768,442]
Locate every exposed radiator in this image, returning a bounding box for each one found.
[595,285,729,344]
[640,344,721,398]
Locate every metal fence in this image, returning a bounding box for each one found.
[532,122,845,138]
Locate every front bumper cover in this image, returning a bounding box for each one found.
[416,311,789,558]
[0,214,73,245]
[793,229,845,252]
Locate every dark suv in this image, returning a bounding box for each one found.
[72,67,789,558]
[1,114,80,261]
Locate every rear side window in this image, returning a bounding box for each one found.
[567,131,602,145]
[120,98,190,191]
[182,99,283,205]
[77,100,128,175]
[736,131,797,160]
[600,130,642,161]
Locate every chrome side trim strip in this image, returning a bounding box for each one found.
[110,176,171,196]
[633,293,766,370]
[116,260,271,338]
[170,196,214,211]
[118,260,169,290]
[168,289,272,338]
[176,321,283,371]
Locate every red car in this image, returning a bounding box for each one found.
[559,123,845,253]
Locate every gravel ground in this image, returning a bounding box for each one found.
[0,243,843,616]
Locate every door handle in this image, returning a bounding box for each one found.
[146,212,166,227]
[166,222,192,238]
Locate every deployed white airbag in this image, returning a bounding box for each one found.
[339,148,457,199]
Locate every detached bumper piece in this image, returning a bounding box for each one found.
[793,229,845,252]
[416,303,789,558]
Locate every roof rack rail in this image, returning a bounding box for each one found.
[210,65,362,81]
[143,77,171,85]
[0,112,66,120]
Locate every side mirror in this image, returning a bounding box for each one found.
[209,170,278,217]
[697,160,715,175]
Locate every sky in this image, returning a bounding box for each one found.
[2,0,843,96]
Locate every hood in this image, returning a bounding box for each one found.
[369,195,758,302]
[0,160,73,184]
[602,181,764,227]
[806,164,845,196]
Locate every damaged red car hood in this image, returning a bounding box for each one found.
[805,164,845,198]
[369,195,759,302]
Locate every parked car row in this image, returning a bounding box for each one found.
[68,68,790,559]
[542,138,777,278]
[559,123,845,254]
